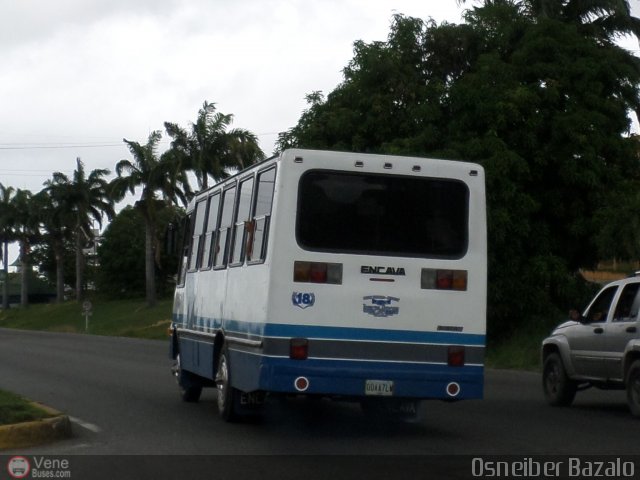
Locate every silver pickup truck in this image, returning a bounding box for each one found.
[542,275,640,416]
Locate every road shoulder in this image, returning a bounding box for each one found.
[0,402,72,450]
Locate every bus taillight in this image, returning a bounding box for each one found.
[294,261,342,284]
[290,338,309,360]
[448,346,465,367]
[421,268,467,291]
[310,263,327,283]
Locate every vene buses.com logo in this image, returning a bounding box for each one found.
[7,456,30,479]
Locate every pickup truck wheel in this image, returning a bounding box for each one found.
[626,360,640,417]
[174,354,202,403]
[215,344,239,422]
[543,353,576,406]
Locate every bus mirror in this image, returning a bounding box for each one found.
[166,222,181,256]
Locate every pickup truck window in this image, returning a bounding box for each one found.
[613,283,640,322]
[584,285,617,323]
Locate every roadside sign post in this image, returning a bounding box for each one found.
[82,300,93,332]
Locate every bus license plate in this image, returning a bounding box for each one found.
[365,380,394,396]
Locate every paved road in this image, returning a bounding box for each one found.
[0,328,636,456]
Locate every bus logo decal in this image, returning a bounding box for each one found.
[362,296,400,317]
[292,292,316,309]
[361,266,406,276]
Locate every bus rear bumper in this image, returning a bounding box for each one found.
[252,356,484,401]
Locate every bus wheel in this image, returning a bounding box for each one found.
[174,354,202,403]
[215,344,239,422]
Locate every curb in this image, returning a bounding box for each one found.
[0,403,72,450]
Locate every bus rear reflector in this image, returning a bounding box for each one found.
[294,261,342,284]
[448,346,465,367]
[421,268,467,291]
[290,338,309,360]
[446,382,461,397]
[294,376,310,391]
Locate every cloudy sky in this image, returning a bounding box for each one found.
[0,1,639,266]
[0,0,469,195]
[1,0,639,193]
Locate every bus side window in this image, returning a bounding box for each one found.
[201,192,221,269]
[188,200,207,271]
[177,214,192,286]
[230,177,255,266]
[214,185,236,269]
[249,167,276,263]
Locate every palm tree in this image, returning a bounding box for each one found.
[111,131,189,307]
[34,187,73,303]
[164,101,265,191]
[0,183,17,309]
[463,0,640,42]
[11,189,39,307]
[49,158,115,301]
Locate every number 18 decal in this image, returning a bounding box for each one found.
[292,292,316,309]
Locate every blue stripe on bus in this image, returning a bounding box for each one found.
[173,313,485,345]
[261,323,485,345]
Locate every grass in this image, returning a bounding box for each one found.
[0,390,54,426]
[0,295,553,370]
[0,297,172,340]
[485,317,559,371]
[486,331,544,371]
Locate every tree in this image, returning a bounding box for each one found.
[516,0,640,42]
[278,10,640,337]
[30,238,76,301]
[48,158,115,301]
[164,101,265,190]
[97,207,146,298]
[97,206,183,299]
[11,189,39,307]
[276,16,483,155]
[111,131,189,307]
[451,4,640,326]
[32,188,73,303]
[0,183,17,309]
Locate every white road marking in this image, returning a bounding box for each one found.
[69,416,102,433]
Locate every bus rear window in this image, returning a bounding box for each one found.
[296,170,469,258]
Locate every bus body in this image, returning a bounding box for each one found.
[170,149,487,419]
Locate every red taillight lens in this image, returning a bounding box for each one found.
[421,269,467,291]
[437,270,453,289]
[309,263,327,283]
[290,338,309,360]
[294,261,342,284]
[448,346,465,367]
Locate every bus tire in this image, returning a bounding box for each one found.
[216,343,239,422]
[174,354,203,403]
[542,353,576,407]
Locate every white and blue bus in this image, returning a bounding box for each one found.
[170,149,487,421]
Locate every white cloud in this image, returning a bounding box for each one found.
[0,0,464,179]
[1,0,638,268]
